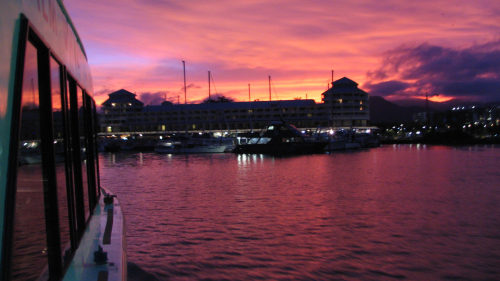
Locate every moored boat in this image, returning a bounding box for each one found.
[155,135,234,154]
[233,119,329,155]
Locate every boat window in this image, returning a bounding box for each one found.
[77,86,91,221]
[12,39,48,280]
[92,99,101,194]
[85,95,99,206]
[50,56,74,262]
[67,75,90,238]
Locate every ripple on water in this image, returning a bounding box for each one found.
[100,147,500,280]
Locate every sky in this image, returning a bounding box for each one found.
[63,0,500,107]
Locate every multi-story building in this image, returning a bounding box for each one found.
[321,77,370,127]
[101,89,144,132]
[100,77,370,135]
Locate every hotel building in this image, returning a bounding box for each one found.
[99,77,370,135]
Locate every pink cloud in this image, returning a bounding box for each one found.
[64,0,500,106]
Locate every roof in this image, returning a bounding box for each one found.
[101,89,144,106]
[322,77,367,95]
[332,77,358,86]
[142,99,318,112]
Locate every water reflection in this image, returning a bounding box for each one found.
[100,146,500,280]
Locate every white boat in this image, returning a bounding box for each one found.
[1,1,127,280]
[155,137,234,154]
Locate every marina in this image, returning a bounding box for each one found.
[2,0,499,280]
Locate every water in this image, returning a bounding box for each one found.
[100,145,500,280]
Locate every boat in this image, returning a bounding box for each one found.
[233,119,329,155]
[155,134,234,154]
[311,130,347,151]
[1,1,126,280]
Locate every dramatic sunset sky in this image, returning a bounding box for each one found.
[64,0,500,107]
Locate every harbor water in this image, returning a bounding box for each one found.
[99,145,500,280]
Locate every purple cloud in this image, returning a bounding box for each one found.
[365,40,500,102]
[140,91,170,106]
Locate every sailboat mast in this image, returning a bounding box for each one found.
[208,71,212,133]
[269,75,271,101]
[183,61,187,105]
[329,70,334,128]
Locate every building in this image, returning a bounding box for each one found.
[321,77,370,127]
[100,77,370,135]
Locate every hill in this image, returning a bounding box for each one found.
[369,96,426,123]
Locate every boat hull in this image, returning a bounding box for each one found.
[233,141,328,155]
[155,145,228,154]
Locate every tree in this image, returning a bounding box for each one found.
[203,96,234,103]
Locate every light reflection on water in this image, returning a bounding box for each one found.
[100,145,500,280]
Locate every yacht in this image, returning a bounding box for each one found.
[234,119,329,155]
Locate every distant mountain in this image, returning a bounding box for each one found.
[369,96,426,124]
[369,96,500,124]
[389,97,483,111]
